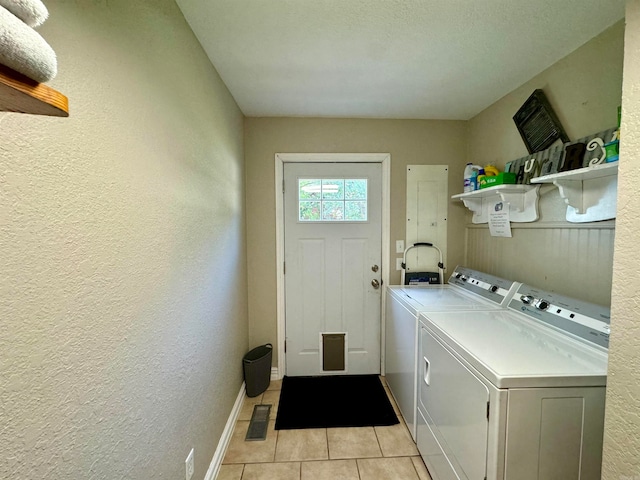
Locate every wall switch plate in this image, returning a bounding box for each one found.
[396,258,403,271]
[396,240,405,253]
[185,448,194,480]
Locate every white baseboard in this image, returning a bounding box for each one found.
[271,367,280,380]
[204,382,246,480]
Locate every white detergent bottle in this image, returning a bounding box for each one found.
[463,164,482,192]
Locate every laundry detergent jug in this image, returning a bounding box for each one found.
[463,164,482,192]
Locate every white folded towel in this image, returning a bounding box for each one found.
[0,0,48,27]
[0,5,56,82]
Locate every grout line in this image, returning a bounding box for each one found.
[237,455,420,464]
[373,427,382,457]
[409,457,421,480]
[325,428,330,460]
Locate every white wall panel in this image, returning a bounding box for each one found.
[406,165,448,276]
[465,224,614,306]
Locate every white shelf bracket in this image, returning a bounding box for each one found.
[554,179,585,214]
[496,186,540,219]
[497,191,525,212]
[452,185,540,223]
[461,198,483,217]
[531,162,618,222]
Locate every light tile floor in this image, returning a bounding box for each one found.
[217,377,433,480]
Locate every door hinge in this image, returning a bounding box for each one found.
[284,339,287,353]
[486,401,490,420]
[283,261,286,274]
[282,179,285,194]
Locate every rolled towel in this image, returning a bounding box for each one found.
[0,5,56,82]
[0,0,48,27]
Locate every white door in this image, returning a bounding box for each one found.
[284,162,382,376]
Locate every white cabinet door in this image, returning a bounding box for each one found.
[504,387,606,480]
[419,324,489,480]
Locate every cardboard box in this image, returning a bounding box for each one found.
[479,172,517,189]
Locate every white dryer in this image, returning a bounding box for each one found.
[416,284,610,480]
[385,267,520,441]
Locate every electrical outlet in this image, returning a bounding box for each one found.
[185,448,194,480]
[396,240,405,253]
[396,258,403,271]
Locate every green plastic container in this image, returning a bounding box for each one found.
[604,140,619,163]
[479,172,517,189]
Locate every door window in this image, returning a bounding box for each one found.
[298,178,367,222]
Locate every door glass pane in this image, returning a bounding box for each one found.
[298,178,367,222]
[322,179,344,199]
[322,201,344,220]
[345,179,367,199]
[299,201,321,221]
[345,200,367,221]
[299,179,322,199]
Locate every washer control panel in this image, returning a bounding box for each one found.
[510,285,610,349]
[448,266,520,306]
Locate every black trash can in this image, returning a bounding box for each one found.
[243,343,272,397]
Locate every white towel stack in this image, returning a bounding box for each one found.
[0,0,57,82]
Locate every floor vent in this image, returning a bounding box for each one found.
[245,404,271,441]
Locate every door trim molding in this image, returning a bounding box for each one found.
[274,153,391,378]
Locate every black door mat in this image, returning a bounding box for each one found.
[275,375,399,430]
[245,404,271,441]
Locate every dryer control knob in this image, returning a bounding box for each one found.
[520,295,534,305]
[490,285,498,293]
[460,275,468,282]
[535,300,550,310]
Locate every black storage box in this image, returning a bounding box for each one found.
[405,271,440,285]
[243,343,272,397]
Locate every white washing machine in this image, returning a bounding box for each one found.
[416,283,610,480]
[385,266,520,441]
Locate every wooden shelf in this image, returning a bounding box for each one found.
[452,184,540,223]
[531,162,618,184]
[0,63,68,117]
[452,184,534,200]
[531,162,618,222]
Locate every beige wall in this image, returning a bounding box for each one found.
[602,1,640,477]
[244,118,468,362]
[0,1,247,479]
[463,21,624,304]
[468,21,624,169]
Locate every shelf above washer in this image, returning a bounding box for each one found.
[531,162,617,183]
[531,162,618,222]
[452,184,540,224]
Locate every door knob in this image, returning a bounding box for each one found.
[371,279,380,289]
[371,264,379,272]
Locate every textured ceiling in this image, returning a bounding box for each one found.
[175,0,625,120]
